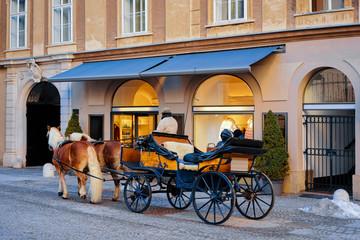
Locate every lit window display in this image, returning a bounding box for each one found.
[194,114,253,152]
[193,75,254,152]
[112,80,158,145]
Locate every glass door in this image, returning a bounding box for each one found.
[112,113,157,146]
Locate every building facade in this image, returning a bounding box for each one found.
[0,0,359,198]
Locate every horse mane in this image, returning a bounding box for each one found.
[69,132,95,142]
[48,127,66,150]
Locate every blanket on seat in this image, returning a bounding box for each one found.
[183,138,266,164]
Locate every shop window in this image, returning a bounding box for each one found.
[122,0,147,34]
[310,0,344,12]
[304,69,354,104]
[52,0,73,44]
[214,0,247,23]
[112,80,158,145]
[193,75,254,152]
[10,0,27,49]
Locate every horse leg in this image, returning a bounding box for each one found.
[59,171,69,199]
[54,167,63,196]
[75,173,88,201]
[77,177,81,196]
[110,172,120,201]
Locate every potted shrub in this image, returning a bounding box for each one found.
[65,112,83,137]
[254,110,289,195]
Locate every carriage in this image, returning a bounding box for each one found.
[105,131,275,225]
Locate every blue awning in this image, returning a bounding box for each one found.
[140,46,278,77]
[48,46,278,82]
[48,56,170,82]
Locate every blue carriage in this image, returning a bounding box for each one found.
[118,131,274,225]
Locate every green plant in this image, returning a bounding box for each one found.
[254,110,289,180]
[65,112,83,136]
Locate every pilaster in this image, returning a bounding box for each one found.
[3,70,19,166]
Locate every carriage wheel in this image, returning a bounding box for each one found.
[166,176,192,210]
[235,171,274,220]
[192,171,235,225]
[123,175,152,213]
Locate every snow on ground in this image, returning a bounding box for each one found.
[300,198,360,219]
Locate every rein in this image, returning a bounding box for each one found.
[52,155,105,182]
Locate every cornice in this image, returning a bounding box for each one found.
[1,24,360,67]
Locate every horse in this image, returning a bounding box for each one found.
[69,132,130,201]
[47,126,103,203]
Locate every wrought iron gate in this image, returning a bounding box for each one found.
[303,115,355,193]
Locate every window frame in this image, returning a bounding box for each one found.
[9,0,27,49]
[213,0,247,23]
[122,0,148,35]
[52,0,73,44]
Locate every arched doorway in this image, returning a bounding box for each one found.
[193,75,254,153]
[26,82,60,166]
[303,68,355,193]
[112,80,158,146]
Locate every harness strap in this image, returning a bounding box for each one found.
[52,155,105,182]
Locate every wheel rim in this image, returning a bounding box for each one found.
[166,176,192,210]
[235,171,274,220]
[192,172,235,225]
[124,175,152,213]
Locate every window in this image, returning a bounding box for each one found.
[52,0,73,44]
[122,0,147,34]
[193,75,254,152]
[304,69,354,104]
[10,0,27,49]
[310,0,344,12]
[214,0,247,22]
[112,80,158,145]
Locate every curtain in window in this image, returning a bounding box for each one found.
[215,0,245,22]
[10,0,26,48]
[123,0,146,34]
[52,0,72,43]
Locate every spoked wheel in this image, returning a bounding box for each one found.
[123,175,152,213]
[166,176,192,210]
[235,171,274,220]
[192,171,235,225]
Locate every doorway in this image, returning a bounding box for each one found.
[26,82,60,166]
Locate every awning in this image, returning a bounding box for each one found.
[48,56,170,82]
[140,46,278,77]
[48,46,278,82]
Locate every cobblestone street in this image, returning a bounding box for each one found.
[1,166,360,240]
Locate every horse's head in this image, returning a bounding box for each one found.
[47,125,64,150]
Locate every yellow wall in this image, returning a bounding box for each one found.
[166,0,191,42]
[85,0,106,51]
[263,0,287,32]
[32,0,45,56]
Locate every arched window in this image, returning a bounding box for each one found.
[193,75,254,152]
[112,80,158,145]
[304,68,354,104]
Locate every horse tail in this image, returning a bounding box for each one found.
[87,146,103,203]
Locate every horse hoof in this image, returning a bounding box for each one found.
[111,198,118,202]
[58,192,63,196]
[90,201,96,204]
[81,195,87,200]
